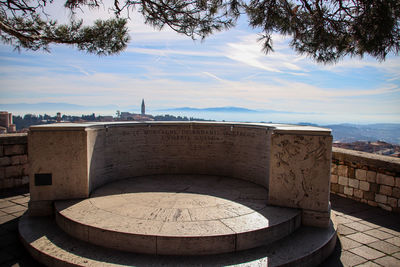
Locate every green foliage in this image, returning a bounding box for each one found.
[246,0,400,62]
[0,0,399,62]
[0,11,129,55]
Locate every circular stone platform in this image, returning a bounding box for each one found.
[55,175,301,255]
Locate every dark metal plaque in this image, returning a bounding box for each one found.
[34,173,52,186]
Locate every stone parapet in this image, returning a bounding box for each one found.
[330,147,400,213]
[0,133,29,189]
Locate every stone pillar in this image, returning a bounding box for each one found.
[28,125,89,216]
[268,131,332,227]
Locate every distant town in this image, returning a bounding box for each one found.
[0,99,211,134]
[1,100,399,158]
[333,141,400,158]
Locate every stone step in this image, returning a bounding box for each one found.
[54,175,302,255]
[19,214,337,267]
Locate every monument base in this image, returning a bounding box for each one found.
[55,175,301,255]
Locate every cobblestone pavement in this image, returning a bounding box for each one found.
[1,187,399,267]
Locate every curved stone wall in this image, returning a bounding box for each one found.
[87,123,273,191]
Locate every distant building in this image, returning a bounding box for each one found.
[141,99,145,115]
[0,126,6,134]
[333,140,400,158]
[98,116,114,122]
[56,112,62,123]
[118,99,152,121]
[0,111,16,133]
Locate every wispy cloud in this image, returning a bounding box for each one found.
[225,34,307,74]
[126,47,222,57]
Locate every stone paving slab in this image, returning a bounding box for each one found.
[322,193,400,266]
[0,186,43,267]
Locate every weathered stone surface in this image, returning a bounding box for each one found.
[22,163,29,176]
[377,173,395,186]
[339,184,345,194]
[355,169,367,181]
[344,187,354,196]
[55,175,302,255]
[338,165,348,177]
[349,178,359,189]
[0,134,28,189]
[5,165,22,178]
[392,188,400,198]
[339,176,348,186]
[332,147,400,175]
[368,200,378,207]
[87,123,272,191]
[29,128,89,202]
[366,171,377,183]
[269,133,332,214]
[363,191,375,201]
[331,174,338,184]
[359,181,370,191]
[22,175,29,185]
[379,185,392,196]
[28,200,53,216]
[0,166,4,179]
[4,144,25,156]
[354,189,363,199]
[19,213,337,267]
[388,197,398,208]
[331,164,338,175]
[302,209,331,228]
[375,194,387,204]
[0,156,11,166]
[331,183,340,192]
[370,183,379,193]
[10,154,28,165]
[348,167,355,178]
[0,133,27,145]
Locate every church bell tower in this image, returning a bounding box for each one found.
[141,99,145,115]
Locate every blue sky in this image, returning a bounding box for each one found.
[0,4,399,124]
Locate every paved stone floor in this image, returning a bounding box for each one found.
[1,187,400,267]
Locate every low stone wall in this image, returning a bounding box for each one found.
[0,133,29,189]
[330,147,400,213]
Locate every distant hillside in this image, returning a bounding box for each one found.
[162,106,301,114]
[163,107,261,113]
[323,123,400,145]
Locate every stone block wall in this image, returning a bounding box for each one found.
[0,133,29,189]
[330,147,400,213]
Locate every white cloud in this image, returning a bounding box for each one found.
[126,47,222,58]
[225,34,307,74]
